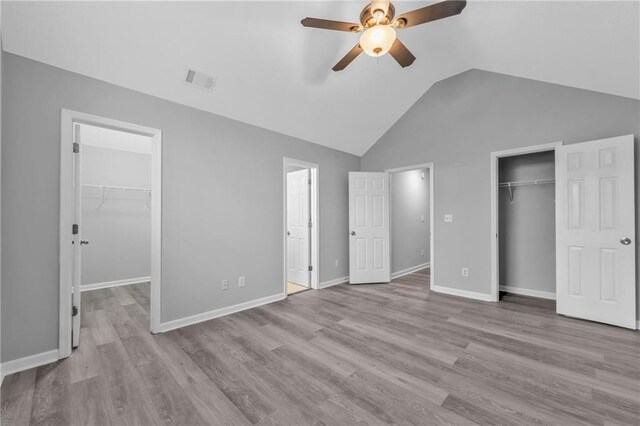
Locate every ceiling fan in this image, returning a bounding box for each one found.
[301,0,466,71]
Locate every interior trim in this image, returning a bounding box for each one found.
[0,349,59,380]
[431,285,494,302]
[158,293,286,333]
[391,263,430,280]
[318,276,350,289]
[81,276,150,292]
[500,285,556,300]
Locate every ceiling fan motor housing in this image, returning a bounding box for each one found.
[359,3,395,28]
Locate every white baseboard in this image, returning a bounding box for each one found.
[500,285,556,300]
[1,349,59,379]
[319,276,349,289]
[431,285,494,302]
[391,263,430,280]
[81,276,150,292]
[158,293,286,333]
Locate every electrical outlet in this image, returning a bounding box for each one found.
[421,215,425,222]
[238,276,246,287]
[335,259,339,268]
[445,214,453,223]
[421,249,425,256]
[221,279,229,290]
[461,268,469,277]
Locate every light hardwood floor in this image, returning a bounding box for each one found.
[2,269,640,425]
[287,282,309,295]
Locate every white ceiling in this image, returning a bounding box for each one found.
[3,1,638,156]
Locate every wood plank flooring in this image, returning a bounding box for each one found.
[2,269,640,425]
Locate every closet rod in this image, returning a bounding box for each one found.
[498,178,555,188]
[82,184,150,192]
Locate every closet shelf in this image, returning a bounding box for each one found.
[82,184,150,192]
[499,178,555,202]
[82,184,151,209]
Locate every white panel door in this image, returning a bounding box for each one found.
[556,135,636,329]
[287,169,310,286]
[72,124,83,347]
[349,172,390,284]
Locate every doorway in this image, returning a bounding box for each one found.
[283,158,319,296]
[491,137,636,329]
[59,110,162,358]
[386,163,434,288]
[498,151,557,300]
[490,142,562,302]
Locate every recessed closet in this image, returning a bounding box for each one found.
[498,151,556,299]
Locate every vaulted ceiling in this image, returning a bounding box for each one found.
[3,1,638,156]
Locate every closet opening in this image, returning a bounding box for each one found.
[490,142,562,302]
[283,158,319,296]
[386,163,434,288]
[59,110,162,358]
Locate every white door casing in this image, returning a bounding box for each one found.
[60,110,162,358]
[556,134,636,329]
[349,172,390,284]
[287,169,310,286]
[72,124,83,347]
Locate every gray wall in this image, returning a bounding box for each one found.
[361,69,640,319]
[498,152,555,294]
[81,146,151,286]
[1,52,359,362]
[391,169,430,274]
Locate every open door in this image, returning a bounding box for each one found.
[71,124,83,347]
[556,135,636,329]
[287,168,310,287]
[349,172,390,284]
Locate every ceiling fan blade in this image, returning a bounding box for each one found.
[388,38,416,68]
[395,0,466,29]
[301,17,361,33]
[332,44,363,71]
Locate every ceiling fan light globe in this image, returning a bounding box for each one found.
[359,25,396,57]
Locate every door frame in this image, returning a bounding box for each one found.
[385,163,434,289]
[59,109,163,359]
[283,157,319,293]
[490,141,563,302]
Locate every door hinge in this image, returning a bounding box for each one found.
[72,224,79,235]
[308,220,312,228]
[73,142,80,153]
[308,178,312,185]
[72,305,78,317]
[308,265,313,272]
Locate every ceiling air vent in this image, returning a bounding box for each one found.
[183,68,217,91]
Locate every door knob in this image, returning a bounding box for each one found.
[350,231,356,236]
[620,237,632,245]
[81,240,90,245]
